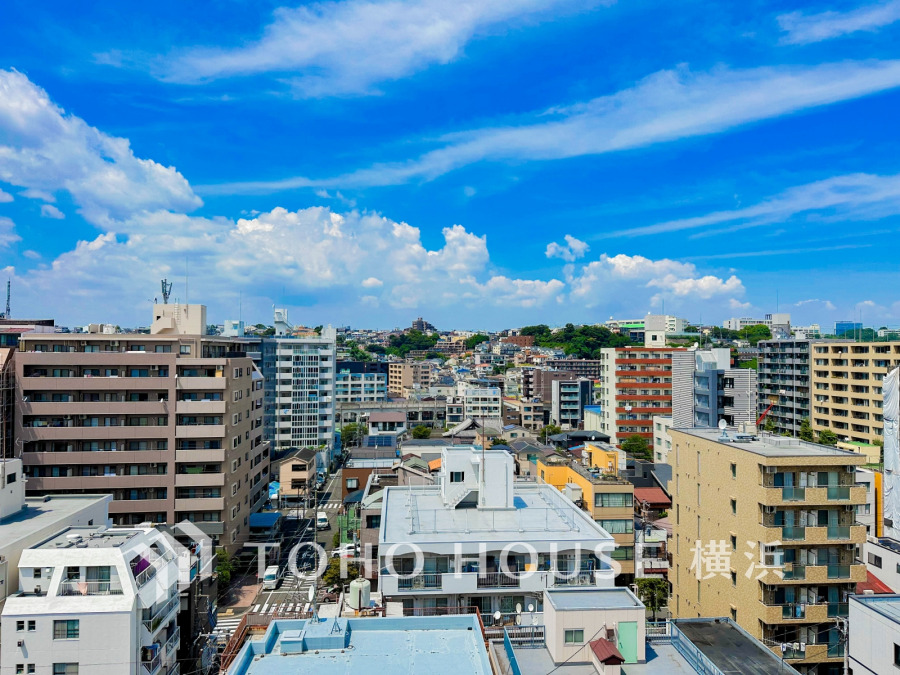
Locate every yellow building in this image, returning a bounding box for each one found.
[810,341,900,445]
[536,455,635,583]
[669,427,866,672]
[583,442,620,473]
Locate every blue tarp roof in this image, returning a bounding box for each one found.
[250,512,281,528]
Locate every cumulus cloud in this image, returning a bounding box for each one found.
[729,298,753,311]
[0,217,20,248]
[778,1,900,44]
[0,69,201,222]
[0,188,13,203]
[795,298,836,311]
[545,234,589,262]
[20,188,55,202]
[40,204,65,219]
[361,277,383,288]
[207,59,900,193]
[153,0,603,97]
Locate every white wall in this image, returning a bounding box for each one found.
[864,540,900,592]
[849,596,900,675]
[544,596,645,664]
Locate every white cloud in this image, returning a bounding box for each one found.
[795,298,837,311]
[778,1,900,44]
[205,59,900,193]
[0,69,201,222]
[545,234,589,262]
[729,298,753,311]
[567,253,745,311]
[361,277,383,288]
[607,172,900,238]
[155,0,603,97]
[20,188,55,202]
[0,216,19,248]
[0,188,13,203]
[22,249,41,260]
[40,204,65,219]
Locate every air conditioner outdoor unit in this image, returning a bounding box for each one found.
[764,505,776,514]
[765,466,778,473]
[845,505,855,512]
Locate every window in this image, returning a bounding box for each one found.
[610,547,634,560]
[730,608,737,622]
[730,571,737,586]
[599,519,633,534]
[730,463,736,479]
[180,345,191,355]
[346,478,359,490]
[895,643,900,667]
[730,535,737,551]
[16,620,24,632]
[564,629,584,644]
[53,666,78,675]
[596,493,633,508]
[730,499,736,515]
[450,471,464,483]
[869,552,883,568]
[27,620,36,632]
[53,620,79,639]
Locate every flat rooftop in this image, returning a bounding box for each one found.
[672,427,863,459]
[380,483,613,546]
[0,495,111,550]
[851,593,900,623]
[676,621,792,675]
[226,616,491,675]
[37,527,139,550]
[546,588,643,611]
[512,643,699,675]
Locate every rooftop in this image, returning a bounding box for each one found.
[545,588,643,611]
[225,616,492,675]
[36,527,139,550]
[851,593,900,623]
[369,412,407,423]
[0,495,112,551]
[672,427,865,459]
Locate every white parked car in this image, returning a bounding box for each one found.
[331,543,359,558]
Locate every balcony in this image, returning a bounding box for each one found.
[163,626,181,655]
[827,486,850,501]
[782,487,805,502]
[782,564,805,580]
[781,562,866,584]
[782,526,806,541]
[477,573,520,589]
[142,594,179,633]
[397,573,443,591]
[58,579,124,596]
[760,602,829,623]
[827,602,849,617]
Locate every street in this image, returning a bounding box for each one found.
[214,468,344,638]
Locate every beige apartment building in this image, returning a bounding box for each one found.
[387,361,432,397]
[669,427,866,674]
[810,341,900,445]
[13,305,270,552]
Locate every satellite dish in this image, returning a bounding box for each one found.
[528,604,535,613]
[516,603,522,614]
[718,419,727,430]
[493,611,502,623]
[308,586,315,602]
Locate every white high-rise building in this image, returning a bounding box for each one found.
[262,328,337,452]
[1,526,181,675]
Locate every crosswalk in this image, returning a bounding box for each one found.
[321,502,341,510]
[248,600,313,615]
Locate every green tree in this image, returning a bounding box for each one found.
[763,416,776,433]
[340,423,365,446]
[818,429,838,446]
[365,344,386,354]
[322,558,359,587]
[684,325,700,333]
[798,418,814,442]
[411,425,431,439]
[332,531,341,548]
[465,334,490,349]
[539,424,562,442]
[386,330,439,357]
[738,324,772,346]
[620,434,652,461]
[635,578,669,621]
[215,548,234,588]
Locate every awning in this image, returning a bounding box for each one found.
[343,489,365,504]
[249,512,281,528]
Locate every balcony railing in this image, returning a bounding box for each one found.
[827,564,851,579]
[827,525,851,540]
[141,652,161,675]
[827,487,851,500]
[828,602,849,617]
[782,487,806,501]
[142,595,179,633]
[552,571,596,586]
[782,526,806,540]
[58,579,124,596]
[397,573,442,590]
[134,550,177,587]
[477,573,520,589]
[827,643,845,657]
[782,565,805,580]
[163,626,181,655]
[781,603,806,619]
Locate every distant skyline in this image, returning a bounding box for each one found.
[2,1,900,330]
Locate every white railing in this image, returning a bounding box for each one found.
[143,595,179,633]
[58,579,124,596]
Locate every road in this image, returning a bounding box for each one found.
[214,468,344,637]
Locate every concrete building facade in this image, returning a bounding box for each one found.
[550,378,592,430]
[669,428,867,673]
[387,361,432,397]
[15,319,270,552]
[671,349,757,429]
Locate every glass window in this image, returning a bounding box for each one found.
[53,620,79,639]
[27,620,36,631]
[595,493,633,508]
[450,471,464,483]
[564,629,584,644]
[53,666,78,675]
[599,519,633,534]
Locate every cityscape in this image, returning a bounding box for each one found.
[3,2,900,675]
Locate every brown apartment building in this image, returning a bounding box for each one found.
[13,305,270,553]
[387,361,432,397]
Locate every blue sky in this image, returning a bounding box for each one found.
[1,0,900,330]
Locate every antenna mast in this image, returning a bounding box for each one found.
[4,279,9,319]
[160,279,173,304]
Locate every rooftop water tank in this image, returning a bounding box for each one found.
[347,577,371,613]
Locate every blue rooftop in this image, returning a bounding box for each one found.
[226,615,492,675]
[249,512,281,528]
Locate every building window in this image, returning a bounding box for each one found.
[869,553,883,568]
[730,463,736,479]
[450,471,464,483]
[27,621,35,632]
[730,571,737,586]
[16,621,24,631]
[895,643,900,667]
[730,535,737,552]
[730,499,736,515]
[564,629,584,644]
[730,608,737,622]
[599,519,633,534]
[53,620,79,639]
[596,493,633,508]
[346,478,359,490]
[179,345,191,355]
[53,666,78,675]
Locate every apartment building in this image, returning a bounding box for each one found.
[757,338,823,436]
[261,328,336,453]
[335,361,388,404]
[596,347,681,446]
[546,359,602,379]
[671,349,757,428]
[387,361,432,397]
[669,427,867,673]
[848,594,900,675]
[536,454,636,584]
[1,348,11,459]
[724,313,791,332]
[810,341,900,445]
[521,368,576,402]
[502,398,545,431]
[550,378,592,429]
[14,308,270,552]
[0,526,181,675]
[378,446,615,616]
[456,383,502,424]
